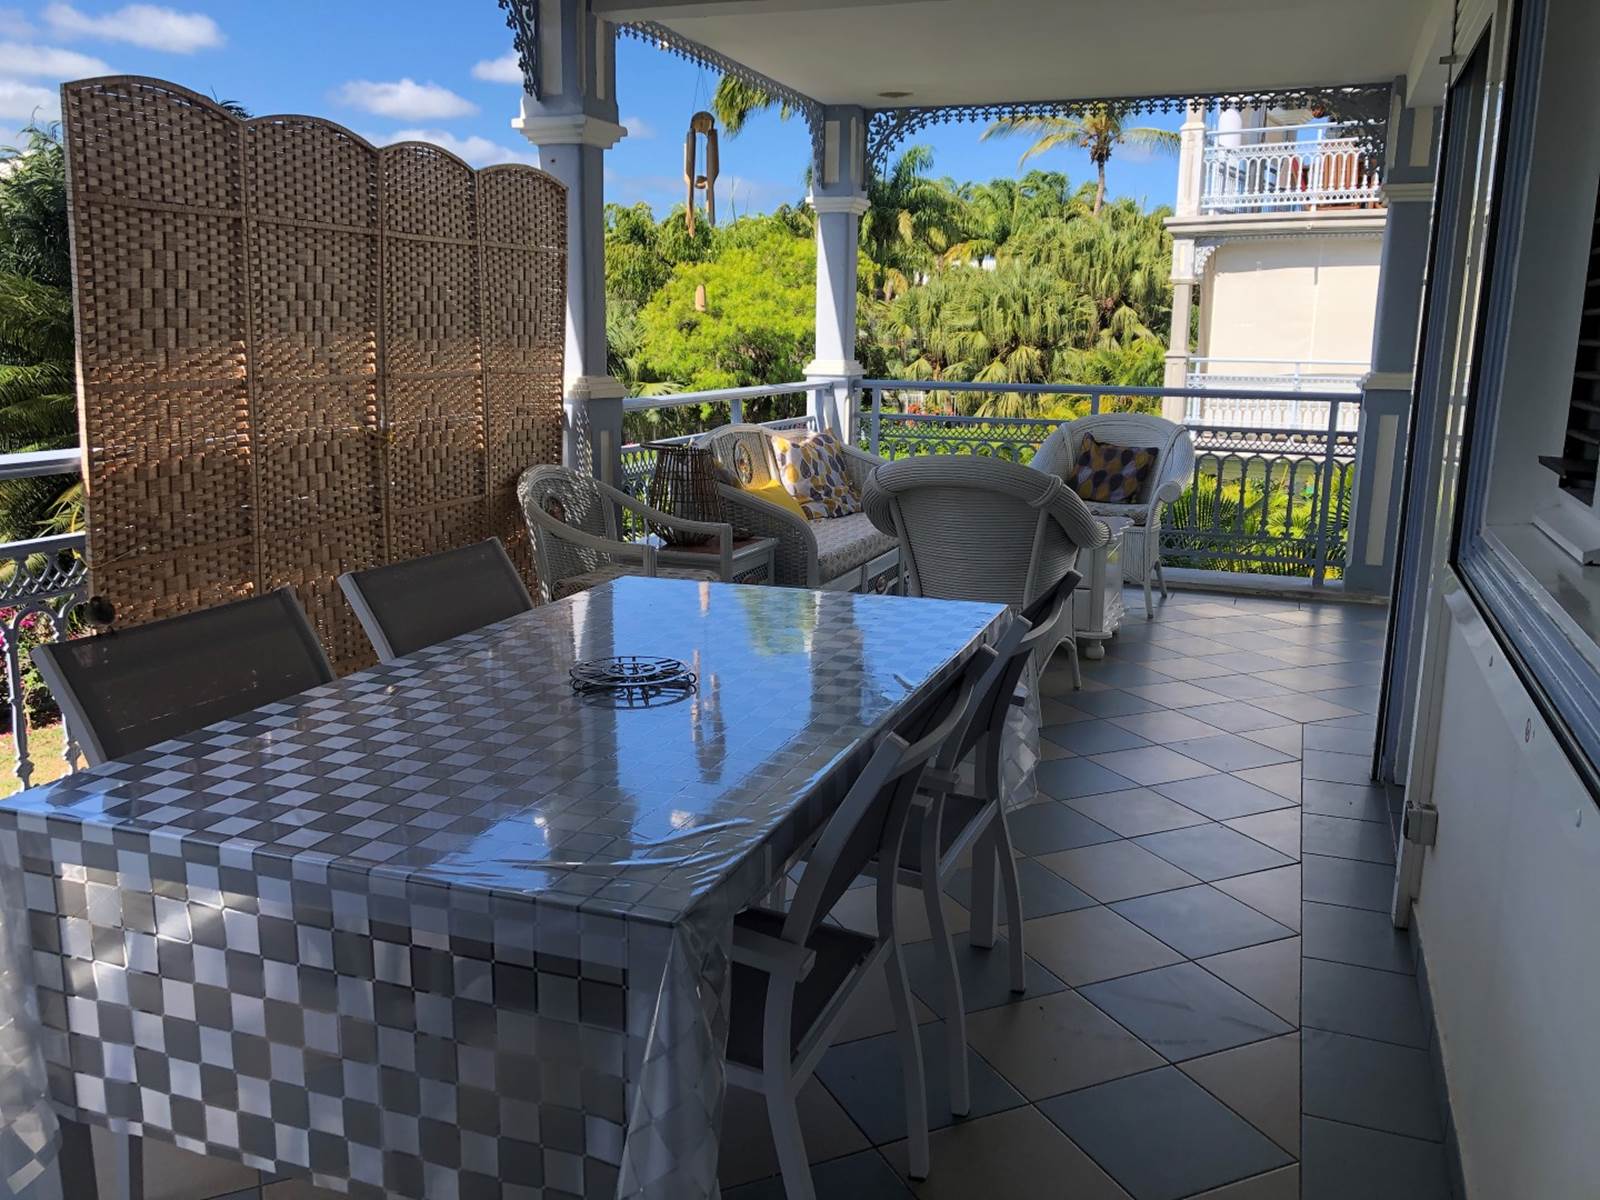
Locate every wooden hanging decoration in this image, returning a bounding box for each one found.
[684,110,719,234]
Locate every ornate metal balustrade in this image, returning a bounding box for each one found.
[0,450,87,789]
[1201,124,1383,214]
[860,380,1360,584]
[1184,360,1366,431]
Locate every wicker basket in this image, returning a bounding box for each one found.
[645,443,725,546]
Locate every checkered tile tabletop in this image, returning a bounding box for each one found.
[0,578,1014,1200]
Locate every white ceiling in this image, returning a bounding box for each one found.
[595,0,1440,108]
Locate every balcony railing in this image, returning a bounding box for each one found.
[1201,122,1383,214]
[0,449,87,792]
[1185,357,1367,430]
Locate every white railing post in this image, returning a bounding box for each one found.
[869,386,882,457]
[729,397,744,426]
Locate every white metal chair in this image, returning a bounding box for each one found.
[339,538,533,662]
[518,464,733,602]
[726,651,985,1198]
[862,453,1106,688]
[1030,413,1196,618]
[31,587,334,766]
[892,568,1080,1115]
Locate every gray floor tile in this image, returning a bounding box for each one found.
[1037,839,1202,903]
[1005,797,1123,850]
[1108,709,1224,744]
[1112,885,1295,959]
[1134,824,1296,882]
[1302,1029,1443,1141]
[1212,865,1301,931]
[1300,1118,1448,1200]
[1196,937,1301,1024]
[1223,808,1301,859]
[1043,719,1152,755]
[1231,762,1302,802]
[944,855,1096,921]
[719,1079,870,1187]
[1144,656,1238,681]
[1302,748,1374,784]
[1023,905,1185,986]
[1063,788,1210,838]
[1081,962,1292,1061]
[723,1149,912,1200]
[1187,1166,1298,1199]
[1126,680,1234,708]
[1085,662,1177,689]
[1301,901,1414,974]
[1301,958,1428,1048]
[1300,853,1396,912]
[1068,688,1168,718]
[1302,779,1392,822]
[1241,723,1303,758]
[1152,774,1295,821]
[901,931,1067,1017]
[1302,813,1395,864]
[1182,701,1296,734]
[1186,674,1293,701]
[1302,722,1375,755]
[963,987,1164,1100]
[879,1107,1132,1200]
[1167,734,1295,773]
[1308,685,1381,714]
[1256,694,1359,723]
[827,882,971,946]
[1039,1067,1292,1200]
[1037,759,1142,803]
[1090,746,1216,787]
[1179,1033,1300,1154]
[814,1021,1025,1145]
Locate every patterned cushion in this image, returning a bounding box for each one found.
[812,511,899,583]
[772,430,861,519]
[742,479,809,520]
[1070,434,1158,504]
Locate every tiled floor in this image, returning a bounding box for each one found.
[104,588,1450,1200]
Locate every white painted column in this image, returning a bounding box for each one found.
[1163,104,1207,421]
[805,106,869,439]
[511,0,627,481]
[1345,95,1439,595]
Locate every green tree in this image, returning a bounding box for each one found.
[983,105,1181,215]
[860,146,964,300]
[0,125,79,540]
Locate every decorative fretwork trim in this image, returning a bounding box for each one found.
[865,84,1393,174]
[496,0,540,99]
[616,20,827,169]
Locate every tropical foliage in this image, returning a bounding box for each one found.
[983,105,1181,215]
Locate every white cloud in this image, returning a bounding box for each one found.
[335,78,476,121]
[380,128,536,168]
[621,115,653,140]
[471,51,522,85]
[0,7,35,36]
[0,78,59,121]
[44,4,223,53]
[0,42,110,77]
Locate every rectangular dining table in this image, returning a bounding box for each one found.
[0,577,1032,1200]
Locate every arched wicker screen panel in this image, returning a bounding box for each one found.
[62,77,565,670]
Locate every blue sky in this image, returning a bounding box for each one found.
[0,1,1181,213]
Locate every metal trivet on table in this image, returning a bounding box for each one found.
[569,655,699,707]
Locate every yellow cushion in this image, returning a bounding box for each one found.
[771,430,862,519]
[743,479,809,520]
[1070,433,1159,504]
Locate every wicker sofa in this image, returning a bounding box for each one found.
[694,423,901,590]
[1031,413,1196,618]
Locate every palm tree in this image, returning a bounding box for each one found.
[711,77,790,135]
[0,125,78,540]
[860,146,964,300]
[983,105,1180,215]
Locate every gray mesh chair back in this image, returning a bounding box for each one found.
[338,538,533,663]
[31,588,334,766]
[862,455,1108,606]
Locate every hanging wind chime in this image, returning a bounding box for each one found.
[684,110,719,235]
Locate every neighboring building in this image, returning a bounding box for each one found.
[1164,104,1387,429]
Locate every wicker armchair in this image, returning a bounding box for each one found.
[1031,414,1196,618]
[517,465,733,602]
[862,455,1108,687]
[693,424,900,590]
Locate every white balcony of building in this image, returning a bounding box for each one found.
[1199,122,1385,216]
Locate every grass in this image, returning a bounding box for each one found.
[1,720,73,796]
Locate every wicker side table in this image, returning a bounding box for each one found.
[656,535,779,585]
[1072,518,1127,660]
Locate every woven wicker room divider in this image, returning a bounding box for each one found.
[62,76,565,670]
